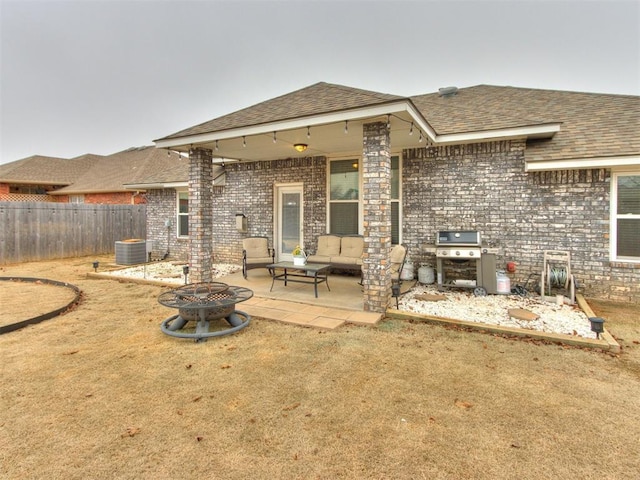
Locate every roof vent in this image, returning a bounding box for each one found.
[438,86,458,97]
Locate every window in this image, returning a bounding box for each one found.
[69,195,84,204]
[612,173,640,261]
[328,156,402,242]
[391,156,401,244]
[177,191,188,237]
[329,159,359,235]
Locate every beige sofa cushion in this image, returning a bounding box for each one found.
[340,236,364,259]
[306,254,331,264]
[315,235,341,256]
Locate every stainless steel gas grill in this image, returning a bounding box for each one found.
[435,230,498,296]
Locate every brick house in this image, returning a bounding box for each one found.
[145,82,639,309]
[0,146,183,204]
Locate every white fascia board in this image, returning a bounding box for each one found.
[433,123,562,145]
[525,155,640,171]
[155,101,413,149]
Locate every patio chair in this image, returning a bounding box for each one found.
[390,244,408,308]
[390,244,408,283]
[242,237,275,279]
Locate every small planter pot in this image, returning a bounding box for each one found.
[293,255,307,266]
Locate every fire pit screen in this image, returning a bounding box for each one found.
[158,282,253,341]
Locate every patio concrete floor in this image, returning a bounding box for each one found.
[93,266,384,330]
[217,268,383,330]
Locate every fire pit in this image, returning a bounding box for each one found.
[158,282,253,341]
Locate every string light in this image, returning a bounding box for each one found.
[307,126,311,139]
[242,136,246,147]
[409,122,414,135]
[419,130,423,143]
[386,114,391,129]
[273,131,277,143]
[344,120,348,134]
[215,140,219,151]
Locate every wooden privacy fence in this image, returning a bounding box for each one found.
[0,202,146,264]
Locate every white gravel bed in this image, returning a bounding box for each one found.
[100,262,241,285]
[398,284,596,339]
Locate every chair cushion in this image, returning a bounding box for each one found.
[390,245,406,264]
[390,245,407,280]
[243,237,269,258]
[340,236,364,259]
[315,235,341,256]
[246,256,274,265]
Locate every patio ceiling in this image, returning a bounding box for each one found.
[155,102,428,162]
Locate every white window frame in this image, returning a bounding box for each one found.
[326,153,402,243]
[610,170,640,263]
[69,194,84,204]
[176,189,189,239]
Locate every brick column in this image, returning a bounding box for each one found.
[362,121,392,312]
[188,147,213,283]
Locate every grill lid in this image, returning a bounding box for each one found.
[436,230,481,246]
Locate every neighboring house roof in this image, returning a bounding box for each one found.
[1,147,186,195]
[155,82,639,170]
[0,154,101,186]
[124,158,226,189]
[49,147,184,195]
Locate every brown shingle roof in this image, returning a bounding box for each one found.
[0,154,100,185]
[411,85,640,161]
[158,82,404,140]
[52,147,185,194]
[157,82,639,164]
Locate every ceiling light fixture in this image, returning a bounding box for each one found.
[293,143,308,152]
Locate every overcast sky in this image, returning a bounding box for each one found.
[1,0,638,164]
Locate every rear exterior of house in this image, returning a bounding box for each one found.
[145,83,640,308]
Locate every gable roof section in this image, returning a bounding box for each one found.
[0,154,100,185]
[412,85,640,165]
[155,82,638,169]
[159,82,404,140]
[51,147,185,194]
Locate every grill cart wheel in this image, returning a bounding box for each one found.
[473,286,487,297]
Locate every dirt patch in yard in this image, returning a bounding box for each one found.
[1,255,639,479]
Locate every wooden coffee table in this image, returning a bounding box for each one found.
[267,262,331,298]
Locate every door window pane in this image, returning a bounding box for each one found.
[281,192,301,254]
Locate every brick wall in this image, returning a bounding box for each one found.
[84,192,145,204]
[145,189,188,260]
[213,156,327,264]
[403,140,639,303]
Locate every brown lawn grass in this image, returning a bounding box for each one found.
[1,255,639,479]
